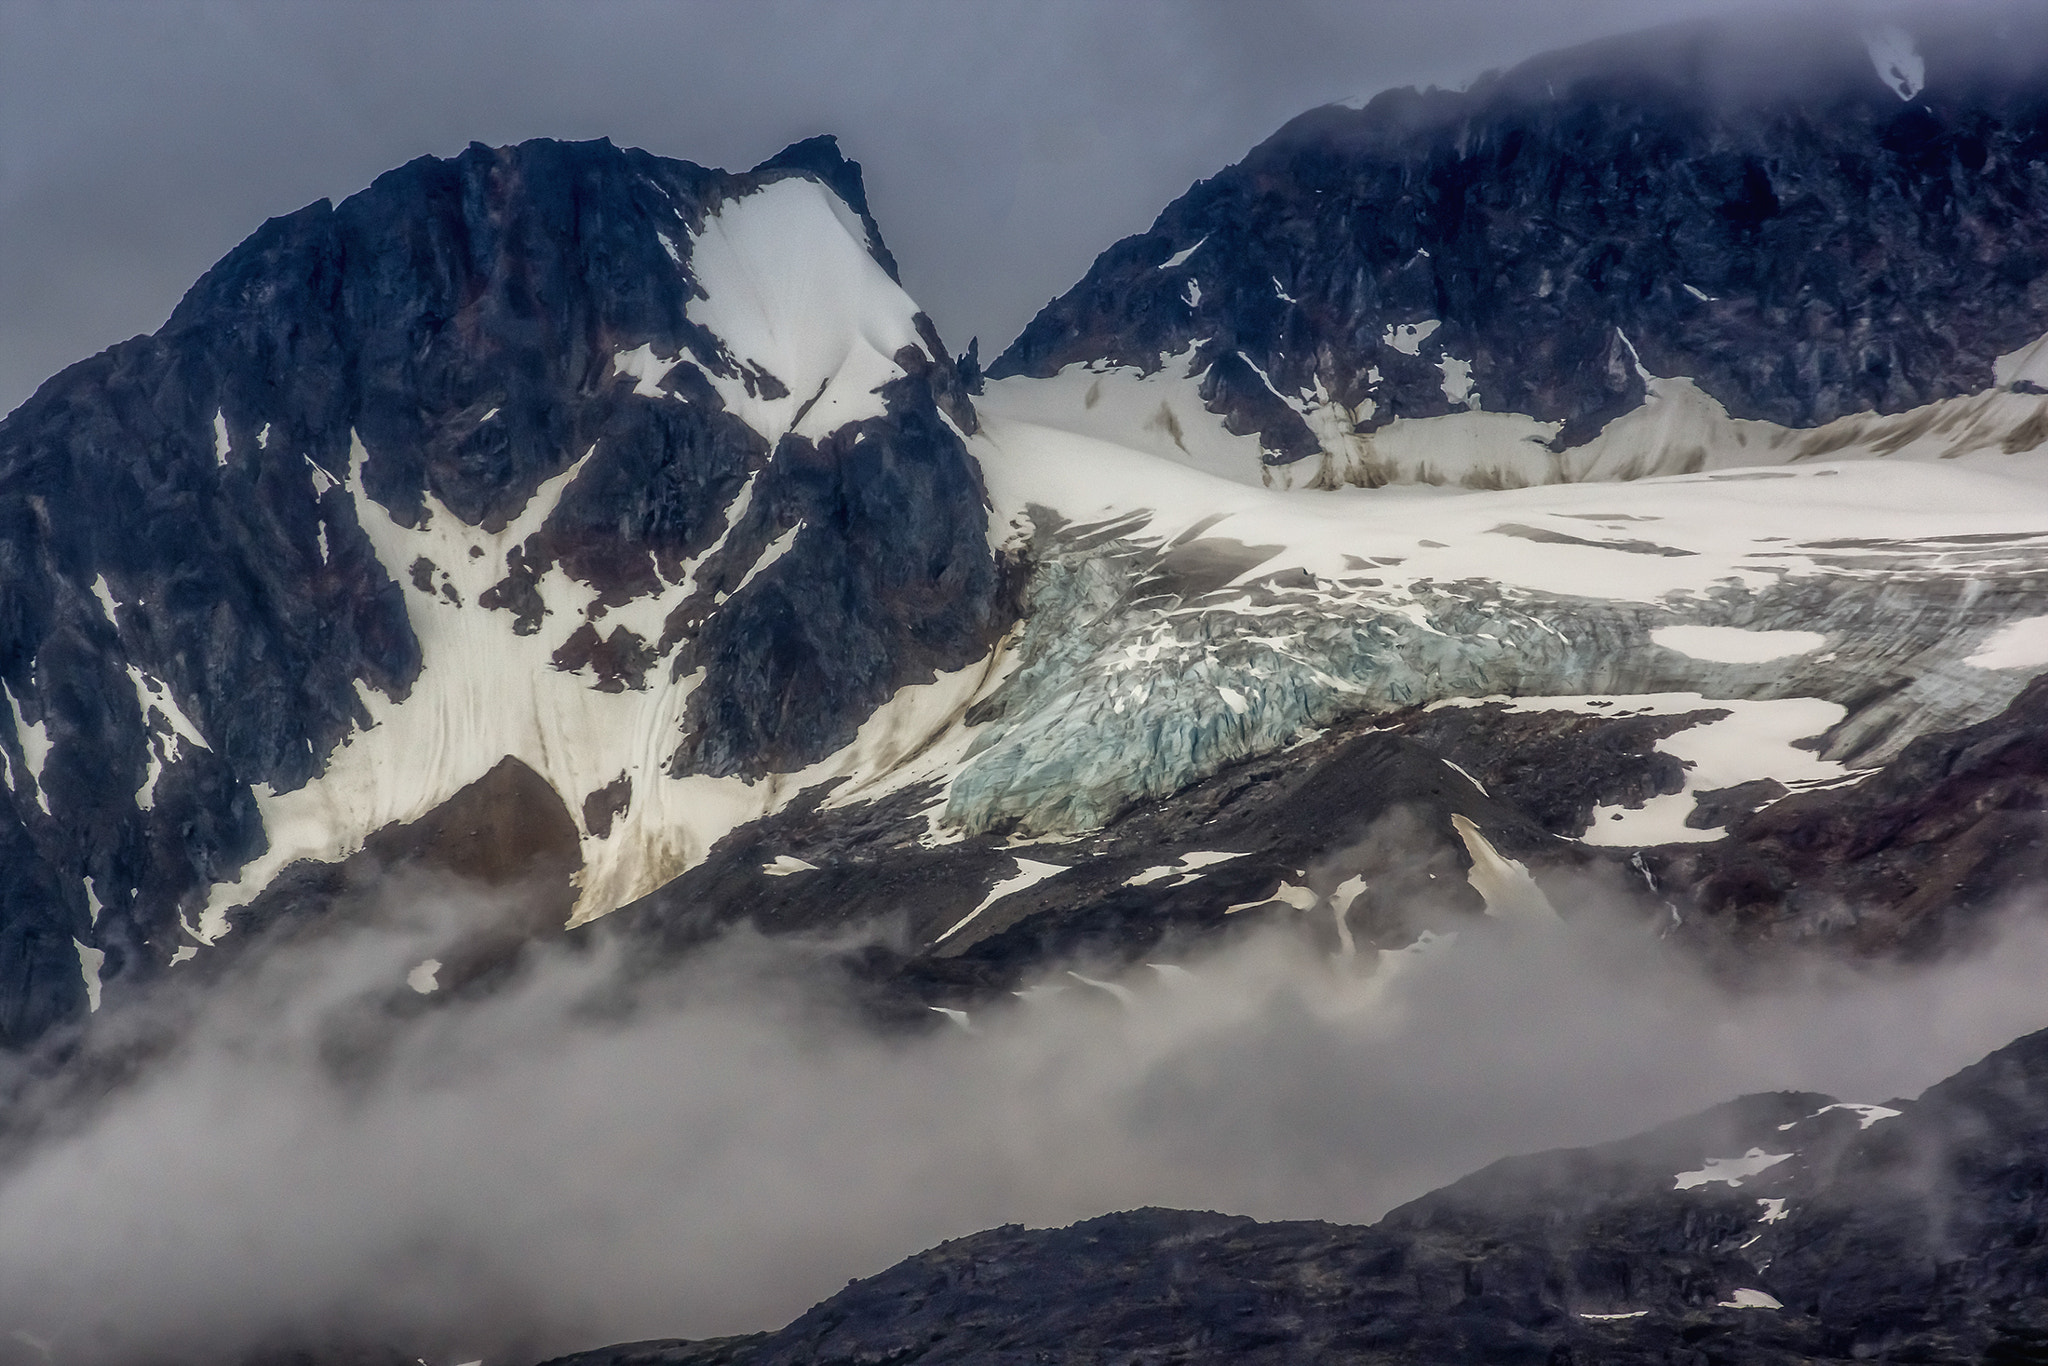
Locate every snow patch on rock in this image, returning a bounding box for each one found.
[1470,694,1850,846]
[936,857,1071,943]
[73,939,103,1012]
[1384,320,1441,355]
[1674,1148,1792,1190]
[1451,815,1556,922]
[1966,615,2048,671]
[1864,24,1925,101]
[687,177,925,443]
[6,682,50,816]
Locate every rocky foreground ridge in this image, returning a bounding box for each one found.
[537,1024,2048,1366]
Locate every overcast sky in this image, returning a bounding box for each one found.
[0,0,1809,417]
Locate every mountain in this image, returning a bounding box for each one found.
[0,136,1000,1048]
[541,1024,2048,1366]
[7,9,2048,1059]
[4,5,2048,1364]
[985,5,2048,488]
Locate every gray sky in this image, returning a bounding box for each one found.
[0,0,1784,418]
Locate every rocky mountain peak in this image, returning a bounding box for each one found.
[0,134,1001,1046]
[988,3,2048,487]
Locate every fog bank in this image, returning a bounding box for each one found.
[3,876,2046,1364]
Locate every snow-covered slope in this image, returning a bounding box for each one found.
[982,331,2048,491]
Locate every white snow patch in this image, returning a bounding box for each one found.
[1330,873,1366,957]
[1182,278,1201,308]
[686,177,924,444]
[127,666,207,750]
[1816,1101,1902,1129]
[1719,1288,1783,1310]
[1451,815,1557,922]
[84,877,103,928]
[1383,319,1441,355]
[481,407,500,422]
[90,575,119,624]
[1580,1311,1648,1321]
[978,348,1271,485]
[1442,759,1489,796]
[6,682,51,816]
[168,946,197,967]
[723,521,802,603]
[1431,695,1849,846]
[996,320,2048,494]
[1864,23,1925,101]
[1996,329,2048,391]
[974,409,2048,610]
[1757,1198,1790,1224]
[1227,881,1318,914]
[256,422,271,449]
[1966,615,2048,670]
[1158,236,1206,270]
[211,410,230,466]
[73,939,103,1012]
[1124,850,1244,888]
[406,958,441,995]
[936,858,1071,943]
[126,665,209,816]
[1683,284,1717,303]
[1272,277,1297,304]
[928,1005,972,1030]
[612,343,682,399]
[1651,625,1827,664]
[1437,354,1477,408]
[763,855,819,877]
[304,454,336,495]
[1674,1148,1792,1190]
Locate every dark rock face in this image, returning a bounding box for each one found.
[0,135,1000,1047]
[540,1027,2048,1366]
[991,6,2048,466]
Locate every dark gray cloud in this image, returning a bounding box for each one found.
[1,0,1807,417]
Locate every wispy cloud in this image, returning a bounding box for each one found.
[1,867,2044,1363]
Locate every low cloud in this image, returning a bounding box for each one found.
[2,872,2046,1364]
